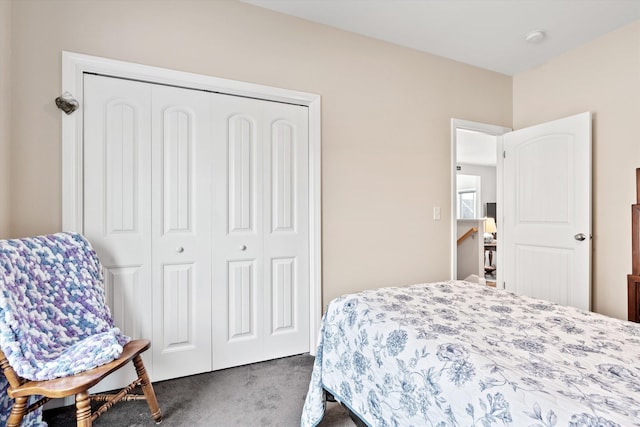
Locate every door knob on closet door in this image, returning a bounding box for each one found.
[240,245,247,251]
[176,246,185,253]
[574,233,587,241]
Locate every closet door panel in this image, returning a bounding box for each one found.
[83,74,153,389]
[228,115,257,234]
[263,104,309,358]
[163,109,193,233]
[227,259,257,340]
[212,95,265,369]
[271,257,296,331]
[271,121,296,232]
[83,74,153,341]
[151,85,213,381]
[104,266,144,339]
[104,102,139,233]
[162,263,194,346]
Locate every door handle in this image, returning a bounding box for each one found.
[240,245,247,251]
[574,233,587,241]
[176,246,185,253]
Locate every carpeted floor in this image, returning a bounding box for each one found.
[43,354,354,426]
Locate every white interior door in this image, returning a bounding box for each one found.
[212,94,310,370]
[503,112,591,310]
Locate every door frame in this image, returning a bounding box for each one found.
[61,51,322,355]
[450,119,511,288]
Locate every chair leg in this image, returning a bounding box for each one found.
[6,396,27,427]
[75,391,92,427]
[133,355,163,423]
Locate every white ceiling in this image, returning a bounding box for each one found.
[241,0,640,75]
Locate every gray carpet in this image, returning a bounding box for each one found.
[43,354,354,427]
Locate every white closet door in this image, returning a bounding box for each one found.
[212,95,309,369]
[150,85,213,381]
[83,74,153,386]
[84,76,213,381]
[262,102,309,359]
[84,74,310,380]
[84,75,153,343]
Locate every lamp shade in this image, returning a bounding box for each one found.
[484,217,497,234]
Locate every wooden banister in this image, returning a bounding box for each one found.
[457,227,478,245]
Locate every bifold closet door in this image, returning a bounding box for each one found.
[83,75,213,382]
[211,94,310,370]
[84,73,311,381]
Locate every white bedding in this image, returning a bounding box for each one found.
[302,281,640,426]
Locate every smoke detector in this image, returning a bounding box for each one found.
[524,30,546,44]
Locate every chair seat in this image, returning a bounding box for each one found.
[8,340,150,399]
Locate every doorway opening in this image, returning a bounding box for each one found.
[450,119,510,288]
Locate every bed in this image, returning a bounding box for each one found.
[301,280,640,426]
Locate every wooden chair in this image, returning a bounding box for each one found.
[0,232,162,426]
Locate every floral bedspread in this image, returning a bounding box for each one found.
[301,281,640,427]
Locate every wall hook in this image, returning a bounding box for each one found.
[55,92,79,115]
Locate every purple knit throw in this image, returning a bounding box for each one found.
[0,232,130,426]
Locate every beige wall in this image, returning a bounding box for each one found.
[0,1,10,238]
[513,20,640,319]
[10,1,636,318]
[8,0,512,306]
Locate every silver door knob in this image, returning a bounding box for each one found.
[240,245,247,251]
[177,246,185,253]
[574,233,587,241]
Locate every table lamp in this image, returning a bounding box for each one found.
[484,217,497,243]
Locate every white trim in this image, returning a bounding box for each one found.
[450,119,511,289]
[61,51,322,356]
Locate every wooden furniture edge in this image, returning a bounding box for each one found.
[636,168,640,204]
[628,275,640,323]
[8,339,151,398]
[629,168,640,321]
[634,205,640,276]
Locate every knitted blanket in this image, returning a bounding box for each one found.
[0,232,130,426]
